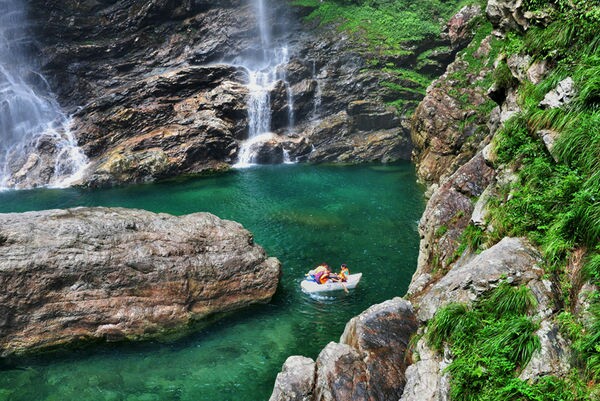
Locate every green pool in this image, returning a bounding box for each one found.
[0,163,424,401]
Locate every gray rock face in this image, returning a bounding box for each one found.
[486,0,529,31]
[519,320,572,381]
[24,0,423,185]
[411,151,495,293]
[411,36,494,187]
[400,338,451,401]
[416,237,546,321]
[0,207,281,356]
[539,77,576,109]
[269,356,316,401]
[338,298,419,401]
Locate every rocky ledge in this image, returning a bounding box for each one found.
[0,207,281,357]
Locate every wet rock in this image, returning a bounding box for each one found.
[251,139,285,164]
[75,65,248,186]
[269,356,316,401]
[347,100,399,131]
[0,207,281,356]
[270,298,418,401]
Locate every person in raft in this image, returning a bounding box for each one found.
[330,264,349,282]
[313,263,331,284]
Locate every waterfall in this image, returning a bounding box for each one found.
[0,0,87,189]
[311,61,322,121]
[234,0,293,167]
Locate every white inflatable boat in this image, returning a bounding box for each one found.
[301,273,363,293]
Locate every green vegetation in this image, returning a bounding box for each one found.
[426,284,543,400]
[293,0,469,46]
[292,0,477,113]
[467,1,600,397]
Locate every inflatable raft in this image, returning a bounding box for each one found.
[301,273,362,293]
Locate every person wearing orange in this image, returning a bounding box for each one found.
[338,264,349,282]
[330,264,349,282]
[314,264,331,284]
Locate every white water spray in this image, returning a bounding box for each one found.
[234,0,294,167]
[0,0,87,189]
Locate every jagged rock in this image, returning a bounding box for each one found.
[471,183,494,227]
[399,337,451,401]
[251,139,285,164]
[443,5,482,48]
[519,320,572,381]
[537,129,560,160]
[540,77,576,109]
[338,298,419,401]
[314,342,370,401]
[507,54,532,83]
[500,88,521,122]
[415,237,550,321]
[527,60,549,84]
[410,152,495,293]
[269,356,316,401]
[347,100,399,131]
[74,65,248,186]
[271,298,418,401]
[486,0,529,32]
[307,112,411,163]
[0,207,281,356]
[411,42,494,186]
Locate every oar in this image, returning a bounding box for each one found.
[341,281,349,294]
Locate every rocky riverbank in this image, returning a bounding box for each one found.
[269,0,599,399]
[0,207,280,357]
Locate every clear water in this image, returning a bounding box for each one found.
[0,164,424,401]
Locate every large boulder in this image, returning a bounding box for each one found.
[0,207,281,356]
[270,298,418,401]
[269,356,316,401]
[415,237,550,321]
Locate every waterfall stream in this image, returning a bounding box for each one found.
[0,0,87,189]
[234,0,294,167]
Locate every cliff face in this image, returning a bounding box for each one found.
[19,0,441,187]
[270,0,599,399]
[0,207,280,357]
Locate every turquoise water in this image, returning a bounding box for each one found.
[0,164,424,401]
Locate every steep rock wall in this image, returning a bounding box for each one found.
[22,0,459,186]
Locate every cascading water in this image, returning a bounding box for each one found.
[234,0,295,167]
[0,0,87,189]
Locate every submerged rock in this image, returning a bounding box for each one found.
[0,207,281,356]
